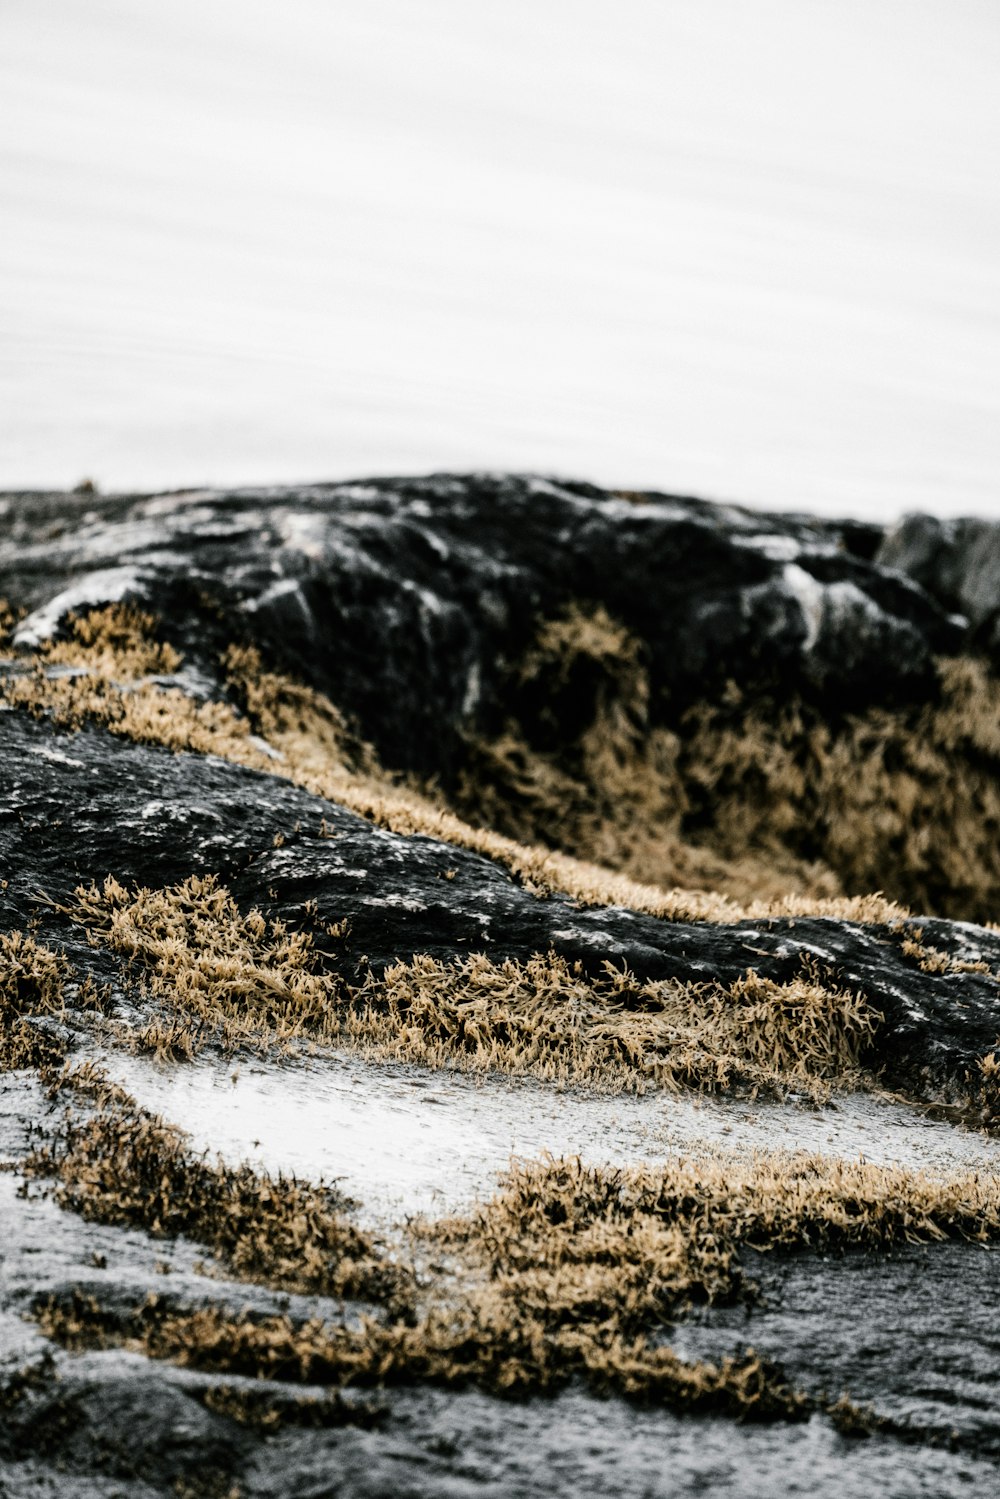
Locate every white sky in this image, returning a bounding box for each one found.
[2,0,999,518]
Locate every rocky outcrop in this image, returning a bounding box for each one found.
[0,476,964,781]
[878,513,1000,655]
[4,474,1000,1497]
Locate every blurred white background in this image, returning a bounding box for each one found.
[2,0,998,517]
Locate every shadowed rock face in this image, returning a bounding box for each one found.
[0,476,966,781]
[3,475,1000,1497]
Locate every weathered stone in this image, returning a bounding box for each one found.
[0,477,963,781]
[3,711,999,1111]
[4,475,1000,1497]
[878,512,1000,654]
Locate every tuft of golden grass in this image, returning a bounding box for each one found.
[35,1289,806,1422]
[352,951,876,1097]
[42,604,181,677]
[0,932,73,1070]
[457,604,1000,923]
[64,873,877,1096]
[675,657,1000,923]
[26,1069,409,1308]
[456,1151,1000,1269]
[31,1142,1000,1421]
[68,874,347,1054]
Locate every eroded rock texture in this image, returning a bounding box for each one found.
[0,476,970,777]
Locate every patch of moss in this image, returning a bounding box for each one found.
[353,951,876,1097]
[0,932,72,1070]
[0,603,916,924]
[457,603,1000,923]
[64,873,877,1096]
[34,1289,805,1422]
[68,874,347,1055]
[24,1075,409,1309]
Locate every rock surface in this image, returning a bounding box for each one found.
[0,476,970,780]
[3,475,1000,1497]
[878,513,1000,656]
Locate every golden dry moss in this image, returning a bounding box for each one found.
[25,1076,407,1307]
[35,1289,805,1421]
[42,604,181,677]
[11,601,1000,922]
[0,932,72,1070]
[69,874,345,1054]
[677,658,1000,923]
[457,604,1000,922]
[456,602,834,909]
[32,1145,1000,1421]
[353,951,876,1095]
[458,1152,1000,1267]
[64,873,877,1093]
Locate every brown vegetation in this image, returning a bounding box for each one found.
[0,932,72,1070]
[456,604,1000,924]
[353,951,877,1096]
[35,1290,803,1421]
[25,1074,408,1308]
[68,874,346,1055]
[31,1143,1000,1422]
[64,872,877,1095]
[0,602,915,923]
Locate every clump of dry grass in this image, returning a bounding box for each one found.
[0,932,73,1070]
[458,1152,1000,1271]
[25,1074,408,1308]
[33,1144,1000,1422]
[35,1289,805,1421]
[456,603,819,909]
[353,952,877,1096]
[895,925,994,978]
[43,604,181,677]
[405,1151,1000,1404]
[64,872,877,1094]
[457,604,1000,923]
[677,657,1000,923]
[69,874,346,1054]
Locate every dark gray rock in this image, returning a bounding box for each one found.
[674,1241,1000,1460]
[0,477,962,782]
[878,514,1000,656]
[4,476,1000,1497]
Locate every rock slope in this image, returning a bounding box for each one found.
[3,474,1000,1497]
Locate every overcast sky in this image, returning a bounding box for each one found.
[2,0,998,518]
